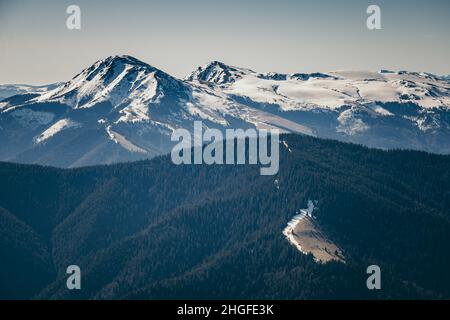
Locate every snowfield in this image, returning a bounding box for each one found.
[219,69,450,111]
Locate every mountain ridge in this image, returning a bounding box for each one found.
[1,134,450,299]
[1,55,450,167]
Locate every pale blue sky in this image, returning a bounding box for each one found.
[1,0,449,84]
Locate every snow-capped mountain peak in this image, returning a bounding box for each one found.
[35,55,184,112]
[185,60,254,84]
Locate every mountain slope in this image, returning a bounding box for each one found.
[0,206,54,299]
[0,56,315,167]
[1,56,450,167]
[1,134,450,299]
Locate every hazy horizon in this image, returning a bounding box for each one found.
[1,0,449,85]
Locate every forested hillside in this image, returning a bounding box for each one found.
[1,134,450,299]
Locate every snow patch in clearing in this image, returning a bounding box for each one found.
[282,140,292,152]
[106,125,148,153]
[283,200,315,255]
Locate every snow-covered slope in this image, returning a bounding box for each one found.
[1,56,450,167]
[34,118,80,144]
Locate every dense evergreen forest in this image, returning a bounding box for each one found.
[1,134,450,299]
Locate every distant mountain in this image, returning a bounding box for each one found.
[1,55,450,167]
[440,75,450,82]
[1,134,450,299]
[185,60,254,84]
[0,83,59,100]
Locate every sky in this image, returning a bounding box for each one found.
[0,0,449,84]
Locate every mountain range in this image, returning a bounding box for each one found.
[1,55,450,167]
[1,134,450,299]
